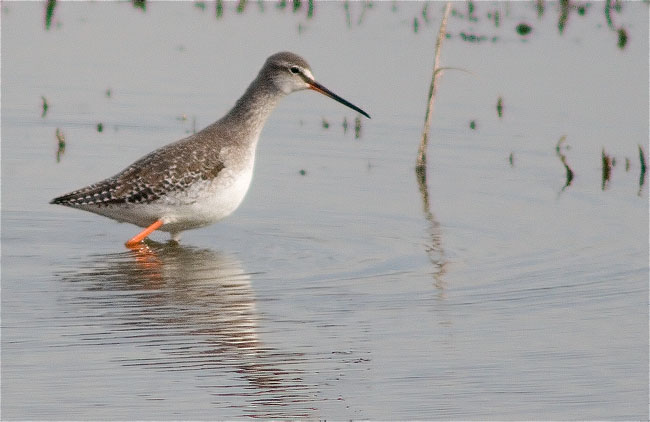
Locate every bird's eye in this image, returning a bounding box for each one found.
[289,66,300,74]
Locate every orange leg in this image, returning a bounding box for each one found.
[125,219,164,247]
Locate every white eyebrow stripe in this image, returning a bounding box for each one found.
[302,68,315,80]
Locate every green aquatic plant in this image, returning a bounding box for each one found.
[467,0,477,22]
[358,1,372,25]
[41,96,49,118]
[516,23,532,36]
[601,148,612,191]
[216,0,223,18]
[558,0,569,34]
[536,0,545,18]
[56,128,65,163]
[45,0,56,30]
[556,136,574,191]
[133,0,146,12]
[496,96,503,118]
[605,0,622,30]
[459,32,488,43]
[617,28,628,49]
[639,145,646,173]
[421,3,429,23]
[487,10,500,27]
[237,0,246,14]
[344,1,351,28]
[240,0,249,13]
[354,116,362,139]
[639,145,647,195]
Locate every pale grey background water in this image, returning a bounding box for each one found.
[2,2,648,420]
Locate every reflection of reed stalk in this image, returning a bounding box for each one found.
[416,2,451,177]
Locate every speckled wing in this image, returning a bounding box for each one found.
[50,139,225,207]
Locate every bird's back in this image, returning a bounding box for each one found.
[51,125,227,208]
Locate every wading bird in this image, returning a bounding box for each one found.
[51,52,370,247]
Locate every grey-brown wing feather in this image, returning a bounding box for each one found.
[50,139,225,207]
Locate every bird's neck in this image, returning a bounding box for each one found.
[220,76,285,146]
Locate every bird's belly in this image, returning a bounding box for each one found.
[158,165,255,232]
[82,165,255,232]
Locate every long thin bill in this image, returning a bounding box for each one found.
[308,80,371,119]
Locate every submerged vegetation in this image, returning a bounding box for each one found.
[41,96,49,118]
[38,0,636,50]
[555,136,574,192]
[601,148,612,191]
[132,0,146,12]
[496,97,503,119]
[639,145,647,195]
[354,116,362,140]
[549,140,646,194]
[55,128,65,163]
[617,28,628,49]
[44,0,56,30]
[216,0,223,18]
[516,23,532,36]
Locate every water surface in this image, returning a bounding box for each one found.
[2,2,648,419]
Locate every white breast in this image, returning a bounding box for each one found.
[156,157,256,232]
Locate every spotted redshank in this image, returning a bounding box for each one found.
[51,52,370,247]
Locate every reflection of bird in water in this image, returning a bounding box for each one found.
[50,52,370,247]
[58,242,316,418]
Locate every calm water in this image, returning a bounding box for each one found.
[2,2,648,420]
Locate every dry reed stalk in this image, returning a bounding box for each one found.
[416,2,452,173]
